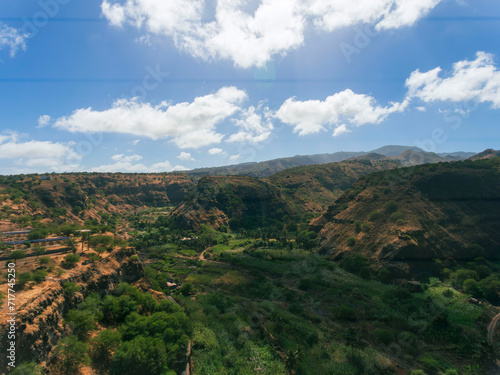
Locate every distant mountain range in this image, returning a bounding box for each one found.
[187,145,476,178]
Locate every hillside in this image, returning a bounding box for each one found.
[267,159,402,212]
[0,173,195,228]
[171,159,403,230]
[311,157,500,279]
[469,148,500,160]
[187,151,366,178]
[171,175,296,230]
[188,145,474,178]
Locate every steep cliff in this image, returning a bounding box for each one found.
[0,251,144,371]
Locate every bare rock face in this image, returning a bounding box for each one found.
[0,251,144,370]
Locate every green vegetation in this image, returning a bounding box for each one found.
[10,361,44,375]
[63,254,80,268]
[58,284,190,374]
[2,156,500,374]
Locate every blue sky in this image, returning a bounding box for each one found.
[0,0,499,174]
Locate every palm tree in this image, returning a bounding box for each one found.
[285,349,303,374]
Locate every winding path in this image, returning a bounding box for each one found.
[487,310,500,343]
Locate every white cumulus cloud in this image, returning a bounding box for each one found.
[276,89,409,136]
[227,105,273,144]
[37,115,52,128]
[406,51,500,108]
[92,156,187,173]
[0,23,27,57]
[53,87,247,149]
[101,0,442,68]
[111,153,143,162]
[177,152,195,161]
[208,148,226,155]
[332,124,351,137]
[0,133,80,173]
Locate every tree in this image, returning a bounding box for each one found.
[10,361,44,375]
[28,229,48,240]
[111,336,174,375]
[346,237,356,247]
[285,349,303,374]
[33,245,46,260]
[38,256,51,267]
[467,244,485,258]
[63,282,80,297]
[54,336,89,374]
[66,310,98,339]
[384,200,398,213]
[9,250,27,263]
[180,282,195,296]
[463,279,483,298]
[64,238,77,253]
[88,253,101,263]
[90,329,122,364]
[341,253,369,276]
[368,210,382,221]
[63,254,80,268]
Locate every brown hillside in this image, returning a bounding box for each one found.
[312,158,500,279]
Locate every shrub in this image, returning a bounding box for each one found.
[384,200,398,213]
[368,210,382,221]
[410,371,427,375]
[10,362,44,375]
[378,269,391,283]
[442,289,454,298]
[359,267,371,280]
[466,244,485,258]
[353,220,362,232]
[63,282,80,296]
[346,237,356,247]
[88,253,101,263]
[32,270,48,284]
[390,212,404,222]
[63,254,80,268]
[299,278,313,291]
[335,304,356,321]
[18,272,33,285]
[360,223,371,232]
[341,253,368,274]
[54,336,89,374]
[38,256,51,267]
[444,369,459,375]
[373,328,394,345]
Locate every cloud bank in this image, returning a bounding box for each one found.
[101,0,443,68]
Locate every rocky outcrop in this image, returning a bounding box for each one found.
[0,251,143,372]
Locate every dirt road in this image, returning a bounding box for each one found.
[488,310,500,343]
